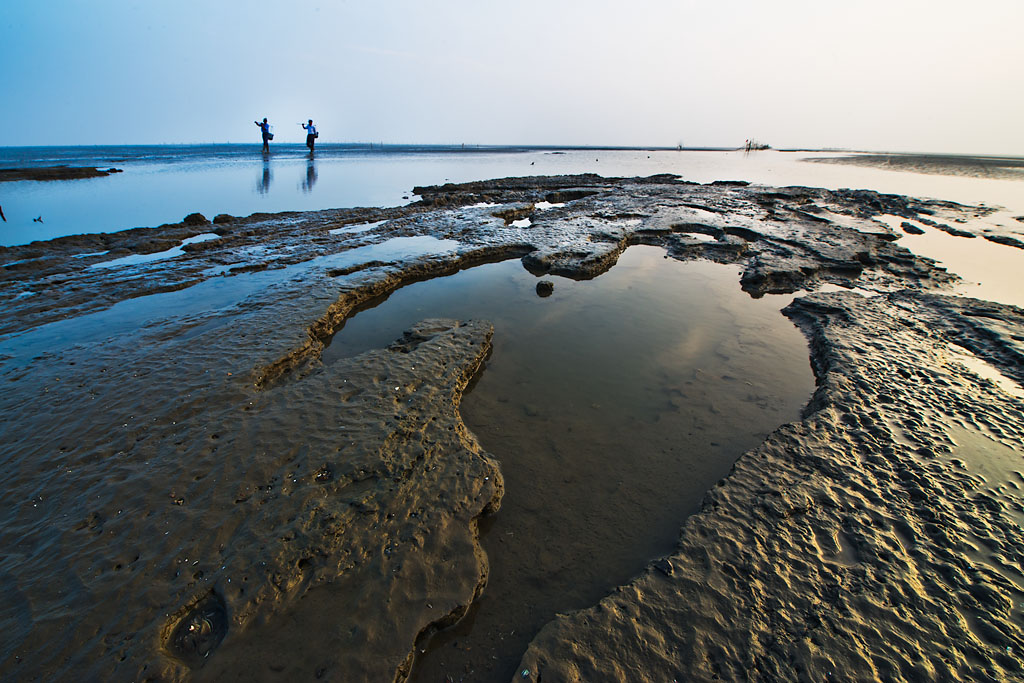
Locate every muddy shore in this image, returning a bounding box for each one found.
[0,166,123,182]
[809,153,1024,182]
[1,175,1022,681]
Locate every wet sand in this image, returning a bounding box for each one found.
[1,174,1022,681]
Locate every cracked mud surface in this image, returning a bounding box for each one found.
[1,175,1022,681]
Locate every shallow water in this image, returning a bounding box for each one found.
[887,217,1024,309]
[3,145,1022,247]
[322,246,815,681]
[4,146,1022,320]
[0,235,462,361]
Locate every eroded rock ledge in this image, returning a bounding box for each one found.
[184,319,504,681]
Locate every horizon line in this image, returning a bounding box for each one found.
[1,143,1022,160]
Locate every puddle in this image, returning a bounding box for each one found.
[799,283,879,298]
[328,219,387,235]
[317,236,459,270]
[880,214,1024,308]
[72,250,110,258]
[678,231,717,242]
[534,201,565,210]
[509,218,532,228]
[0,236,463,362]
[943,346,1024,399]
[89,233,220,269]
[1,256,44,268]
[320,246,814,681]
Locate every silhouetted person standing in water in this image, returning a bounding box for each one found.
[301,119,317,152]
[255,118,272,153]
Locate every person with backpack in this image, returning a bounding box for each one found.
[301,119,318,152]
[255,117,273,153]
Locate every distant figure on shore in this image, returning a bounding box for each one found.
[255,118,273,153]
[301,119,318,152]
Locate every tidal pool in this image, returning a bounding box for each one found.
[322,245,815,681]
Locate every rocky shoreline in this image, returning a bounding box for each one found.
[1,175,1021,681]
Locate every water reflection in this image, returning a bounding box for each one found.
[301,154,317,193]
[3,147,1022,251]
[320,248,815,681]
[256,157,272,194]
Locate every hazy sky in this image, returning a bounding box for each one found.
[2,0,1022,153]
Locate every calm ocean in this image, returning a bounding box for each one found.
[1,144,1018,245]
[2,144,1022,306]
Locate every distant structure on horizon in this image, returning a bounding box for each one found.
[744,138,771,152]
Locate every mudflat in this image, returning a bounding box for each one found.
[0,165,123,182]
[808,153,1024,182]
[1,175,1022,681]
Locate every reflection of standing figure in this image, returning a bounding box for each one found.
[255,117,273,153]
[301,119,318,152]
[301,156,318,193]
[257,157,272,194]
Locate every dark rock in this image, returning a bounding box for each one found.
[212,214,235,225]
[183,213,210,226]
[536,280,554,297]
[544,190,601,203]
[901,221,925,235]
[493,206,534,225]
[983,234,1024,250]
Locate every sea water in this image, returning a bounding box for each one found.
[3,144,1022,244]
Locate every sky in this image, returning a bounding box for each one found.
[1,0,1023,154]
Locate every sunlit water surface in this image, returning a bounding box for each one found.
[4,145,1021,309]
[3,144,1022,244]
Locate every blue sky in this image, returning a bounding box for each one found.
[2,0,1022,153]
